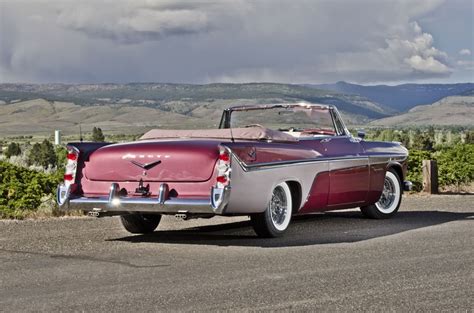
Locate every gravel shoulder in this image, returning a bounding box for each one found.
[0,194,473,312]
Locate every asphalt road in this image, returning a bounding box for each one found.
[1,195,473,312]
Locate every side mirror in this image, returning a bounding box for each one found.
[357,130,366,139]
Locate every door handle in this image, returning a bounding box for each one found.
[321,138,332,143]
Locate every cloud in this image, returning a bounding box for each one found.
[55,1,218,44]
[457,60,474,70]
[0,0,462,84]
[218,21,452,83]
[459,49,472,56]
[405,55,450,74]
[393,22,450,74]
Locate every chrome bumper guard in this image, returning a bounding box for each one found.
[57,183,231,215]
[403,181,413,191]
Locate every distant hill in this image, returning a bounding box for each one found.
[306,81,474,112]
[0,83,388,119]
[369,96,474,127]
[0,83,390,136]
[2,82,472,137]
[461,89,474,96]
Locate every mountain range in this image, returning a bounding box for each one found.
[307,81,474,112]
[0,82,472,137]
[370,95,474,127]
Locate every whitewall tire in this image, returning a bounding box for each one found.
[361,169,402,219]
[251,182,293,237]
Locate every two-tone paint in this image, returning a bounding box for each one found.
[57,104,410,217]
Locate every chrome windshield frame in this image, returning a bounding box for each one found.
[218,102,350,137]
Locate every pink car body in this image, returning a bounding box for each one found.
[57,103,411,233]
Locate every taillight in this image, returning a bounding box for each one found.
[216,176,228,184]
[67,153,77,161]
[64,146,79,188]
[218,153,230,162]
[216,146,231,188]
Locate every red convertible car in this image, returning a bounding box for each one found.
[57,103,411,237]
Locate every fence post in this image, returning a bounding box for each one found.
[422,160,438,194]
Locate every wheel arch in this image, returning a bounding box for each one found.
[387,162,404,191]
[286,180,302,215]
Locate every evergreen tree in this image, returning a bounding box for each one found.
[27,140,57,168]
[465,130,474,144]
[4,142,21,158]
[411,132,434,151]
[91,127,105,142]
[39,139,57,168]
[27,143,42,166]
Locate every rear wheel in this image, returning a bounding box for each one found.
[120,213,161,234]
[251,182,293,238]
[360,169,402,219]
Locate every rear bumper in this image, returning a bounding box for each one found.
[57,183,230,215]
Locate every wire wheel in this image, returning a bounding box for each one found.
[251,182,293,237]
[269,185,291,231]
[375,171,401,214]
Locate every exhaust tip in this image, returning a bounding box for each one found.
[175,213,188,220]
[88,208,102,218]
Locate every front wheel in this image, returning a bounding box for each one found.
[251,182,293,238]
[120,213,161,234]
[360,169,402,219]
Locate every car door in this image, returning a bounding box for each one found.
[322,135,369,206]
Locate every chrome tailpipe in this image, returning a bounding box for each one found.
[175,213,188,220]
[87,208,102,218]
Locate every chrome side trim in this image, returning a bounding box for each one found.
[224,154,328,214]
[232,154,405,171]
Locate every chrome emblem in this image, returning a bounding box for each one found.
[129,160,162,170]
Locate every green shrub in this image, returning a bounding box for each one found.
[407,144,474,191]
[406,150,432,191]
[434,144,474,189]
[0,161,62,219]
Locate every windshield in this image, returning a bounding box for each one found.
[221,106,339,137]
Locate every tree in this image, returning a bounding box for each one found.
[27,140,57,169]
[465,130,474,144]
[91,127,105,142]
[4,142,21,158]
[27,143,41,166]
[411,132,434,151]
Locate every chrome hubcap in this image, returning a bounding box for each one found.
[378,177,396,210]
[270,186,288,226]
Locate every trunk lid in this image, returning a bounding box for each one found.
[83,140,220,183]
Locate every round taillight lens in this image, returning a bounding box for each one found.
[218,153,230,162]
[67,153,77,161]
[216,176,228,184]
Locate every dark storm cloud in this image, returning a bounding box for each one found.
[0,0,471,84]
[56,1,220,44]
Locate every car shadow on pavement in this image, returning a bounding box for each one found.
[111,210,474,248]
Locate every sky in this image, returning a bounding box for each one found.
[0,0,473,85]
